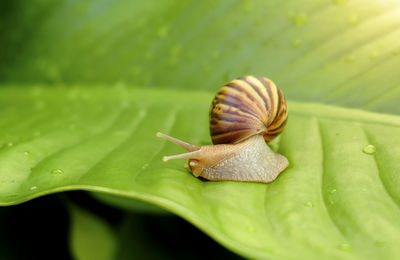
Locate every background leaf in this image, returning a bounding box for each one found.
[1,0,400,113]
[1,86,400,259]
[69,203,117,260]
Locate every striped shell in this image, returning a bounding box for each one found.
[210,76,288,145]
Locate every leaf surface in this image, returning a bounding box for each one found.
[1,86,400,259]
[69,204,117,260]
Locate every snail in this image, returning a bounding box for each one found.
[157,75,288,183]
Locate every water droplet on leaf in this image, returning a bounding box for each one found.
[363,144,376,155]
[30,186,37,191]
[51,169,64,175]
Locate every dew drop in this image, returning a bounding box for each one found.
[51,169,64,175]
[304,201,314,207]
[337,243,352,251]
[141,163,149,170]
[330,188,337,194]
[24,151,31,156]
[362,144,376,155]
[291,39,302,48]
[30,186,37,191]
[7,142,13,147]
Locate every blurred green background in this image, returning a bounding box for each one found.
[1,0,400,259]
[1,0,400,114]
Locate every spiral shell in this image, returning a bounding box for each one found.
[210,76,288,145]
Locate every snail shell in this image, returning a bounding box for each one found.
[157,76,289,183]
[210,76,288,144]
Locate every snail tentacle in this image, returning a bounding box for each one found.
[156,132,199,152]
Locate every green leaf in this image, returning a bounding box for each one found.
[1,0,400,114]
[2,0,400,258]
[1,86,400,259]
[69,203,117,260]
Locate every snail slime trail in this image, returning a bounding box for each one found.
[157,76,288,183]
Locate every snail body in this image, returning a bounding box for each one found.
[157,76,289,183]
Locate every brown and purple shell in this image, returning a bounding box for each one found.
[210,76,288,145]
